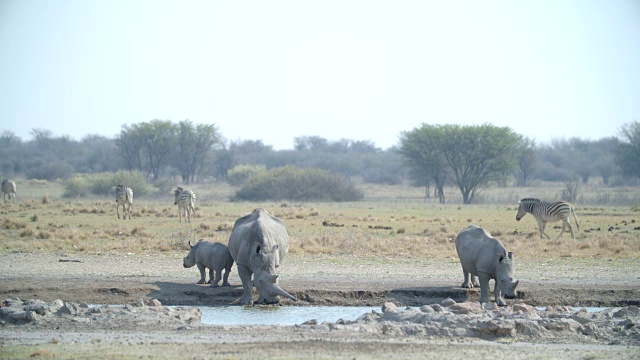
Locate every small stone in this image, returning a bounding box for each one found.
[59,302,79,315]
[382,302,397,313]
[513,304,535,314]
[431,304,444,312]
[450,302,481,314]
[440,298,456,307]
[483,303,497,311]
[419,305,435,313]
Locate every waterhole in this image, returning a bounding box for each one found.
[198,305,379,325]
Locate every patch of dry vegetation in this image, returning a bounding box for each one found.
[0,184,638,261]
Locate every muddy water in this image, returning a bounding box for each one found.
[199,305,379,325]
[196,305,613,326]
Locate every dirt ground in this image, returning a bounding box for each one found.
[1,252,639,359]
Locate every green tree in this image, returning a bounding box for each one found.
[115,125,143,172]
[515,137,536,187]
[403,124,520,204]
[438,124,520,203]
[615,121,640,178]
[174,120,221,184]
[399,126,449,203]
[137,120,176,180]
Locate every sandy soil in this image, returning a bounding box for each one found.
[1,252,639,359]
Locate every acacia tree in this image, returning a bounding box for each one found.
[115,125,143,172]
[615,121,640,179]
[438,124,520,204]
[399,126,449,203]
[515,137,537,187]
[174,120,221,184]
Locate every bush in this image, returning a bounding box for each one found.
[233,166,364,202]
[226,165,267,186]
[63,171,156,198]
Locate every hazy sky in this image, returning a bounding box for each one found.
[1,0,639,150]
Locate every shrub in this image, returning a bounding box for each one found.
[63,171,156,198]
[233,166,364,202]
[226,165,267,186]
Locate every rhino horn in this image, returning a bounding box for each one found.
[514,280,520,287]
[273,284,296,301]
[508,251,514,260]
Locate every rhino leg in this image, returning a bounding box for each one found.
[237,264,254,305]
[461,269,476,288]
[494,280,506,306]
[222,266,232,287]
[210,269,222,288]
[478,272,491,305]
[196,264,206,284]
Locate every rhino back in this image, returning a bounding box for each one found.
[195,241,222,268]
[228,209,289,268]
[455,225,506,276]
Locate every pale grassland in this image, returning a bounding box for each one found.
[0,181,639,261]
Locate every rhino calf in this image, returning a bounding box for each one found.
[183,240,234,287]
[455,225,519,306]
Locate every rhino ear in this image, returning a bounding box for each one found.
[188,241,194,248]
[270,274,279,283]
[497,253,504,262]
[508,252,514,260]
[271,244,279,252]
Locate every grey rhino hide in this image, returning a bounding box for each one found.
[228,208,295,304]
[455,225,519,306]
[183,240,234,287]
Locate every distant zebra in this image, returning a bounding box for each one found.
[173,187,196,223]
[2,179,16,203]
[114,184,133,220]
[515,198,580,240]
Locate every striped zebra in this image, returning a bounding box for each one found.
[173,187,196,223]
[515,198,580,240]
[114,184,133,220]
[2,179,16,203]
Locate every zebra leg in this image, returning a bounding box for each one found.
[565,220,575,240]
[556,221,566,240]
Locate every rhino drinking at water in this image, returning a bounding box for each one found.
[455,225,519,306]
[228,208,296,305]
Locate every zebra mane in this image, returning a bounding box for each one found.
[519,198,541,203]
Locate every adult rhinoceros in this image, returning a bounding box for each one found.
[228,208,296,305]
[455,225,519,306]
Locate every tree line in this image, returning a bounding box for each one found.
[1,120,639,203]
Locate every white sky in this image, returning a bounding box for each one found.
[1,0,639,150]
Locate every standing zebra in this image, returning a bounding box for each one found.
[2,179,16,203]
[114,184,133,220]
[515,198,580,240]
[173,187,196,223]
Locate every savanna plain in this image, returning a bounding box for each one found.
[1,180,639,359]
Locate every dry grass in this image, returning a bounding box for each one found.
[0,183,638,261]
